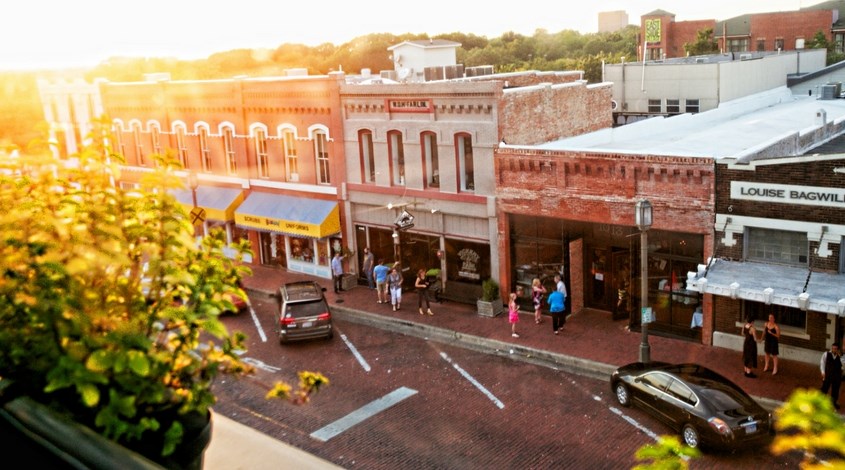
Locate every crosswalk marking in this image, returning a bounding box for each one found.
[310,387,418,442]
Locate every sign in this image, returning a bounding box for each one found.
[645,19,661,42]
[386,98,433,113]
[731,182,845,208]
[394,210,415,231]
[641,307,654,325]
[457,248,481,280]
[190,206,206,226]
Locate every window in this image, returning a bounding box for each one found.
[666,99,680,114]
[774,38,784,51]
[175,126,188,168]
[840,235,845,273]
[746,227,808,266]
[359,130,375,183]
[648,99,662,113]
[283,129,298,181]
[666,380,697,406]
[131,122,145,166]
[150,124,162,157]
[795,37,805,49]
[255,129,269,178]
[456,133,474,191]
[314,130,330,184]
[727,38,749,52]
[685,99,700,114]
[223,127,237,175]
[835,32,845,54]
[743,301,806,330]
[647,47,663,61]
[388,130,405,186]
[422,132,439,188]
[112,124,125,158]
[756,38,765,52]
[198,127,211,172]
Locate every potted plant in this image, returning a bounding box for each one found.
[477,278,505,317]
[0,129,326,468]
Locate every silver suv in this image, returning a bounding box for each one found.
[276,281,333,343]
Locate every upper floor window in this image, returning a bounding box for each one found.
[648,99,662,113]
[131,122,145,166]
[112,125,125,158]
[175,126,189,168]
[150,124,162,157]
[283,129,298,182]
[388,130,405,186]
[223,127,237,175]
[255,129,269,178]
[746,227,808,266]
[728,38,749,52]
[685,99,700,114]
[359,130,375,183]
[422,132,439,188]
[835,33,845,54]
[198,127,211,172]
[756,38,765,52]
[666,99,680,114]
[456,133,474,192]
[314,130,330,185]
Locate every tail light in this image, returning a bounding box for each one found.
[318,312,330,321]
[281,315,296,326]
[707,417,733,436]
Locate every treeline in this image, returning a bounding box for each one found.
[0,26,639,150]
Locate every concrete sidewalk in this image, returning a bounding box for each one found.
[206,263,825,469]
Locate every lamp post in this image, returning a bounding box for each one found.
[636,199,653,363]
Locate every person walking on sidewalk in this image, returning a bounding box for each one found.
[362,247,375,290]
[821,343,845,409]
[414,269,434,316]
[331,252,344,294]
[548,288,565,335]
[388,265,403,312]
[742,316,761,378]
[373,259,390,304]
[508,292,520,338]
[531,278,546,325]
[763,313,781,375]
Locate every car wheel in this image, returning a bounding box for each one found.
[682,424,700,449]
[278,336,287,345]
[614,382,631,407]
[326,330,334,340]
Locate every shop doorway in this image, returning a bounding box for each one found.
[259,232,286,268]
[587,246,630,314]
[399,232,440,289]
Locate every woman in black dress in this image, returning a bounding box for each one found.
[763,314,780,375]
[742,316,761,378]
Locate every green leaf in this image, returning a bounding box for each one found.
[126,350,150,376]
[79,383,100,407]
[86,349,114,372]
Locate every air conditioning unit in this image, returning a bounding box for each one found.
[739,54,753,61]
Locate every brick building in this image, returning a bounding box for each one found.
[339,72,612,299]
[640,1,845,60]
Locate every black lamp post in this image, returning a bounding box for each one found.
[636,199,653,363]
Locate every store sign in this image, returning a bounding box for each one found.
[731,182,845,208]
[236,214,320,238]
[387,98,433,113]
[457,248,480,280]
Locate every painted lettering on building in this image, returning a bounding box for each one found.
[387,98,433,113]
[731,182,845,208]
[457,248,481,280]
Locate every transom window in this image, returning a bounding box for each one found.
[422,132,439,188]
[198,127,211,172]
[314,130,330,185]
[456,133,474,192]
[255,129,269,178]
[388,130,405,186]
[283,129,298,181]
[223,127,237,175]
[359,130,375,183]
[746,227,808,266]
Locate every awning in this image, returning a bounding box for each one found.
[686,259,845,316]
[234,192,340,239]
[172,186,244,222]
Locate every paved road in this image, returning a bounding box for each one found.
[210,297,801,469]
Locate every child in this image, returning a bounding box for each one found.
[508,292,520,338]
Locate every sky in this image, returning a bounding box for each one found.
[0,0,813,71]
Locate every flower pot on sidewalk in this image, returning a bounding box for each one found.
[341,273,358,291]
[477,298,505,317]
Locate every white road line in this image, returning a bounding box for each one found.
[248,304,267,342]
[440,351,505,409]
[241,357,281,373]
[310,386,418,442]
[340,333,371,372]
[609,406,660,441]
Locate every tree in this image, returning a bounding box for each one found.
[771,388,845,468]
[683,28,719,56]
[633,435,700,469]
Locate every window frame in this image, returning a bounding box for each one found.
[198,127,211,172]
[455,132,474,192]
[222,127,237,175]
[685,99,700,114]
[174,125,189,168]
[388,130,405,186]
[745,227,809,266]
[150,124,162,157]
[422,131,440,188]
[131,122,145,166]
[359,129,375,184]
[314,130,330,185]
[255,128,269,178]
[283,129,298,182]
[648,99,662,113]
[666,99,680,114]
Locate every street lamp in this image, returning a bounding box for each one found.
[635,199,653,363]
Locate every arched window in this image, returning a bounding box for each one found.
[222,127,237,175]
[359,129,375,183]
[255,128,269,178]
[198,127,211,172]
[282,128,298,181]
[314,130,330,184]
[174,124,189,168]
[455,133,474,191]
[421,131,439,188]
[131,121,145,166]
[388,130,405,186]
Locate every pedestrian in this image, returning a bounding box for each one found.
[331,251,344,294]
[548,288,565,335]
[531,278,546,325]
[414,269,434,316]
[362,247,375,290]
[388,265,403,312]
[554,274,567,296]
[742,315,761,378]
[508,292,520,338]
[821,343,845,409]
[373,259,390,304]
[763,313,780,375]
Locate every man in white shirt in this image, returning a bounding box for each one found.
[331,252,344,293]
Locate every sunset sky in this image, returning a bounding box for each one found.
[1,0,810,71]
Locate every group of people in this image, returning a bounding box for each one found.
[362,247,434,316]
[508,275,567,338]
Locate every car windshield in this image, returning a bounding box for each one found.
[285,300,328,319]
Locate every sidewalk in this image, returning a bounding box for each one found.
[206,263,823,469]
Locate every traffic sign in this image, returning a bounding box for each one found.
[190,206,206,226]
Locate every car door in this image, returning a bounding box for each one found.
[633,372,673,423]
[657,378,698,430]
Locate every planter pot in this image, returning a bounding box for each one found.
[477,298,505,317]
[341,273,358,291]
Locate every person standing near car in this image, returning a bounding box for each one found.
[331,251,344,294]
[388,265,403,312]
[415,269,434,316]
[821,343,845,409]
[763,313,780,375]
[373,259,390,304]
[548,288,565,335]
[742,315,761,378]
[362,247,375,290]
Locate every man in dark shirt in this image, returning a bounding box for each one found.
[821,343,845,409]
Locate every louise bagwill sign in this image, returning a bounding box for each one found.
[731,182,845,208]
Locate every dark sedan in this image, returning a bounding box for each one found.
[610,362,773,451]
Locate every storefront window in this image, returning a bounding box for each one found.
[444,238,490,284]
[290,237,314,263]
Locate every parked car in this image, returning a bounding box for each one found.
[223,291,249,315]
[610,362,773,450]
[276,281,333,343]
